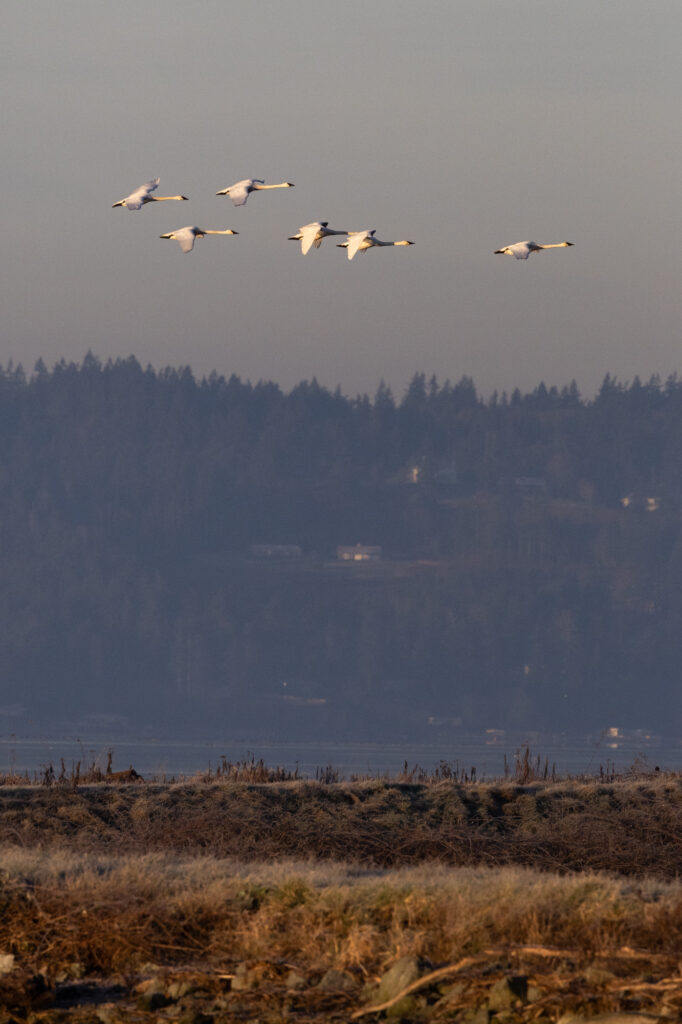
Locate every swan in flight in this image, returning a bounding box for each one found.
[112,178,188,211]
[494,240,574,260]
[288,221,347,255]
[215,178,294,206]
[160,226,239,253]
[337,230,414,261]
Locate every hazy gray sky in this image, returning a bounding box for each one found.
[2,1,681,398]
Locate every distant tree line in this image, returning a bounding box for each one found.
[0,354,681,739]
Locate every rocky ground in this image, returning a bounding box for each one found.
[1,947,680,1022]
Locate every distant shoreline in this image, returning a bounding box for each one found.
[2,732,681,780]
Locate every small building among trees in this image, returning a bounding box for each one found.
[336,544,382,562]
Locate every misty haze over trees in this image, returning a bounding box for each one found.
[0,354,680,741]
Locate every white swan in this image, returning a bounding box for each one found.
[215,178,294,206]
[337,230,414,261]
[288,222,348,255]
[160,226,238,254]
[112,178,188,211]
[494,240,574,260]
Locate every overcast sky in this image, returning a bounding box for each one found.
[2,1,681,399]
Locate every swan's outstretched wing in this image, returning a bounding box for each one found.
[346,230,372,260]
[300,223,322,255]
[223,179,263,206]
[515,241,536,259]
[161,226,199,253]
[175,228,197,253]
[506,241,539,259]
[125,178,160,210]
[227,181,251,206]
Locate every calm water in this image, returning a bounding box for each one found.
[1,732,680,780]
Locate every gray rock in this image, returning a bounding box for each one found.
[317,968,355,992]
[285,970,307,990]
[136,976,166,996]
[386,995,425,1019]
[166,979,194,1000]
[230,963,256,992]
[526,983,544,1003]
[583,966,618,986]
[487,974,528,1011]
[377,955,420,1003]
[458,1007,489,1024]
[0,955,15,976]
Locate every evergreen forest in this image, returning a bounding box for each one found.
[1,354,681,741]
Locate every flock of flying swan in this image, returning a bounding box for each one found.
[113,177,574,262]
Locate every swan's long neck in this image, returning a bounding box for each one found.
[151,195,188,202]
[203,229,238,236]
[538,241,572,249]
[252,182,293,190]
[376,239,412,247]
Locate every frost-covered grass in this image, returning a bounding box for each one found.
[2,845,682,976]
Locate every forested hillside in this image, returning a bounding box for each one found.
[1,355,681,739]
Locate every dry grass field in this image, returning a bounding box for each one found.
[1,767,681,876]
[0,763,681,1021]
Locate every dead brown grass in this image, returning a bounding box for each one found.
[1,848,681,978]
[1,773,681,879]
